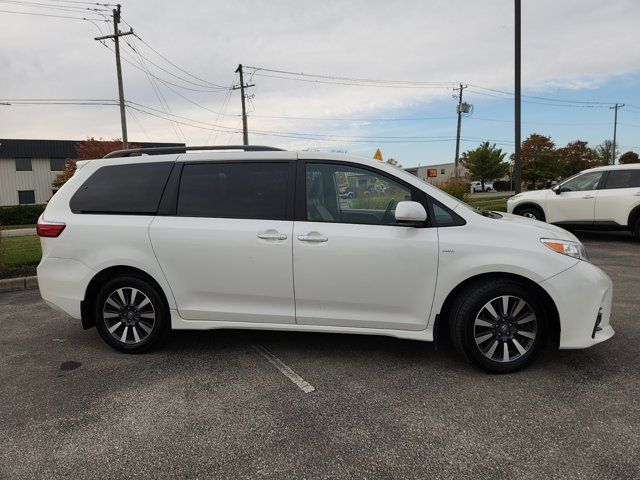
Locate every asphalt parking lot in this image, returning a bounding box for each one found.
[1,231,638,479]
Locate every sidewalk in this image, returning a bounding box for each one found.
[1,228,36,237]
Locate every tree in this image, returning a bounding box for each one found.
[557,140,603,177]
[593,140,615,166]
[52,138,133,189]
[618,151,640,164]
[463,142,508,190]
[517,134,561,189]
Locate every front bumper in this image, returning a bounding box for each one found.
[540,260,614,349]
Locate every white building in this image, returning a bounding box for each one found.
[405,162,469,185]
[0,139,183,206]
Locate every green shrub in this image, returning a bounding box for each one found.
[436,179,470,202]
[0,205,45,226]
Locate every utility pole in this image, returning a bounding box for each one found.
[513,0,522,193]
[610,103,624,164]
[453,83,468,179]
[232,64,255,146]
[95,4,133,149]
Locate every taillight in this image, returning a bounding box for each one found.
[37,221,66,238]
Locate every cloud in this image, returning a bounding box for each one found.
[1,0,639,149]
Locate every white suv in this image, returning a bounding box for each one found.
[507,164,640,238]
[37,146,614,373]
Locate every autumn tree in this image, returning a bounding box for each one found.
[618,151,640,164]
[593,140,615,166]
[517,134,561,189]
[463,142,508,190]
[52,138,132,189]
[557,140,603,177]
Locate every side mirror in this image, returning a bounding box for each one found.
[395,201,427,224]
[553,185,566,195]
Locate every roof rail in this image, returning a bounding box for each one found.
[103,145,286,158]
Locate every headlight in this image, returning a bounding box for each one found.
[541,238,588,261]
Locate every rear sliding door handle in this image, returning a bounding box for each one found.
[257,230,287,240]
[582,195,595,199]
[298,233,328,243]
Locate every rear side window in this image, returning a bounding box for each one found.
[177,162,289,220]
[70,162,173,214]
[603,170,640,189]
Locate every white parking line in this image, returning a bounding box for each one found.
[252,344,315,394]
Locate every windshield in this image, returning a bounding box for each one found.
[412,176,503,218]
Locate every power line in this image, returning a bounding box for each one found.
[127,38,186,143]
[245,65,453,86]
[129,31,227,89]
[252,72,454,89]
[98,40,229,93]
[122,38,229,91]
[0,7,108,20]
[0,0,110,14]
[45,0,116,5]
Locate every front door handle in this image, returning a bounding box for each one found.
[582,195,595,199]
[634,192,640,196]
[298,232,328,243]
[257,230,287,241]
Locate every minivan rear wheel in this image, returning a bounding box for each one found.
[450,279,546,373]
[95,275,168,353]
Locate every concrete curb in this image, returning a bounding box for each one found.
[0,276,38,293]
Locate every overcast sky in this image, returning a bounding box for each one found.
[1,0,639,166]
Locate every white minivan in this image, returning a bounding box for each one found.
[37,146,614,373]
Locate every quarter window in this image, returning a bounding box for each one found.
[603,170,640,189]
[306,163,413,225]
[177,162,289,220]
[70,162,173,214]
[560,171,603,192]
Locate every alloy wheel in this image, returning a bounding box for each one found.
[102,287,156,345]
[473,295,537,363]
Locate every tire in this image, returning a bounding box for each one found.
[94,275,169,353]
[518,206,544,221]
[450,279,546,373]
[633,218,640,240]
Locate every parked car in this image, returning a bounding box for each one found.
[471,181,494,193]
[339,187,355,199]
[37,146,613,373]
[507,164,640,238]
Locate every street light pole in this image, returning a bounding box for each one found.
[513,0,522,194]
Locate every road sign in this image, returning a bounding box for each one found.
[373,149,383,161]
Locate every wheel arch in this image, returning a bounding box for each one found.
[627,204,640,230]
[80,265,170,330]
[512,202,546,221]
[434,272,560,347]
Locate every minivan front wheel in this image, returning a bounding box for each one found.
[451,280,545,373]
[95,275,168,353]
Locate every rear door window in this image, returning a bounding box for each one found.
[70,162,173,214]
[603,170,640,189]
[177,162,290,220]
